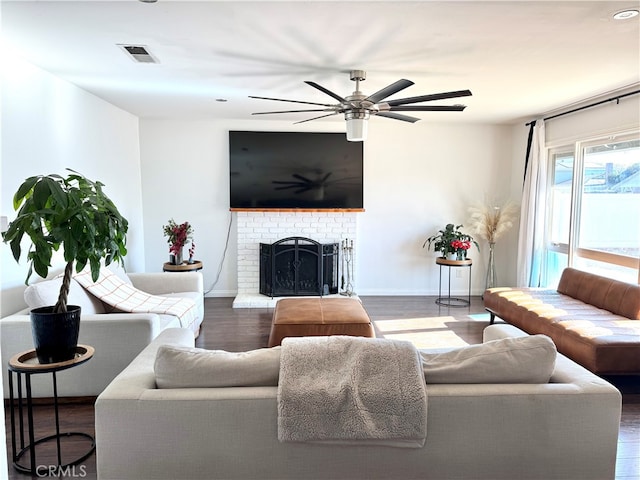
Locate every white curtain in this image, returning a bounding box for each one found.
[516,120,547,287]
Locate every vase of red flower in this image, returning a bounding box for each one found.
[424,223,478,260]
[451,239,471,260]
[163,219,194,265]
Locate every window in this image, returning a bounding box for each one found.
[545,133,640,285]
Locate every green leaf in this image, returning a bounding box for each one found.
[25,263,34,285]
[89,258,101,282]
[32,178,51,210]
[9,237,22,262]
[33,257,49,279]
[13,176,39,209]
[75,257,87,273]
[45,176,68,209]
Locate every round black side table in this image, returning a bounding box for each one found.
[7,345,95,475]
[435,257,473,307]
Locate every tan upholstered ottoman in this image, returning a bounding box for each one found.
[267,298,375,347]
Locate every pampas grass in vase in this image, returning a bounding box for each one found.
[468,199,519,290]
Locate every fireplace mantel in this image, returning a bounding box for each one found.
[230,208,365,213]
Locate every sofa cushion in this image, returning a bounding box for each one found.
[420,334,556,384]
[24,277,106,314]
[154,344,281,388]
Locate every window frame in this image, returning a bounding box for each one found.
[545,130,640,284]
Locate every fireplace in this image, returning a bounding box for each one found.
[260,237,339,297]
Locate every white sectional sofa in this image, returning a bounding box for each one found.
[95,325,622,480]
[1,268,204,398]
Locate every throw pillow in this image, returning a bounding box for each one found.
[24,277,106,314]
[420,334,556,384]
[106,261,133,285]
[154,344,281,388]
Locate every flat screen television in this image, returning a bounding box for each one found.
[229,131,363,209]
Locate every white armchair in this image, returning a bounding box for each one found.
[1,268,203,398]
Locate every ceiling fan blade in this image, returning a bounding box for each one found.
[365,79,414,104]
[390,105,467,112]
[304,81,347,103]
[252,108,336,115]
[292,174,312,182]
[274,184,305,190]
[249,95,336,107]
[386,89,472,106]
[321,172,332,183]
[272,180,305,185]
[375,112,421,123]
[293,112,340,124]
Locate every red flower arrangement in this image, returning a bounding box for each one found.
[424,223,478,258]
[163,219,194,258]
[450,239,471,251]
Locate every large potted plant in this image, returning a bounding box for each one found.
[1,169,128,363]
[423,223,478,260]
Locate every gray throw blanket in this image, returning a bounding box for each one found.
[277,336,427,448]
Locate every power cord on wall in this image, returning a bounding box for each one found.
[204,212,233,296]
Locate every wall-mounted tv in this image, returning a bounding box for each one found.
[229,131,363,210]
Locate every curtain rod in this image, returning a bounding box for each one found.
[525,89,640,127]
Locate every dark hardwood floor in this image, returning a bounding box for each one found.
[4,296,639,479]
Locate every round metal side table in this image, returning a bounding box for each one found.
[7,345,95,475]
[435,257,472,307]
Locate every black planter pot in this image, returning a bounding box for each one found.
[30,305,81,364]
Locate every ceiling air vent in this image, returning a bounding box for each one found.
[117,44,159,64]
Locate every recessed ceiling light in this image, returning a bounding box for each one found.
[613,9,639,20]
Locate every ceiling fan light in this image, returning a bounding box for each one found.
[346,118,367,142]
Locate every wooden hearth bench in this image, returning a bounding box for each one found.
[268,297,375,347]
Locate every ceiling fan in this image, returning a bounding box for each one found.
[249,70,472,142]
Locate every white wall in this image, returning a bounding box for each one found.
[545,89,640,147]
[361,120,517,295]
[139,119,238,296]
[0,51,145,317]
[139,117,516,297]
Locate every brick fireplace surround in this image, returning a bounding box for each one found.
[233,211,358,308]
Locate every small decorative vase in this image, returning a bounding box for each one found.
[456,250,466,261]
[446,252,458,261]
[172,249,183,265]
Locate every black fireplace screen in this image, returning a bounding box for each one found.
[260,237,339,297]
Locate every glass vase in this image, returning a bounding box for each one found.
[172,249,183,265]
[485,242,497,290]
